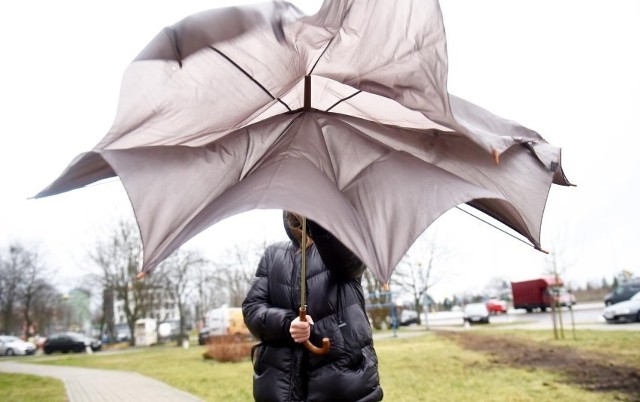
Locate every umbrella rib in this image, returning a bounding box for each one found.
[209,46,291,111]
[454,205,537,250]
[308,36,335,74]
[243,113,303,178]
[308,2,354,74]
[325,90,362,112]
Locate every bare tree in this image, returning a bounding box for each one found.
[89,219,164,345]
[30,283,63,335]
[542,226,582,341]
[0,245,23,334]
[191,263,227,328]
[213,241,266,307]
[0,243,56,336]
[158,248,207,345]
[362,270,390,330]
[19,249,51,337]
[392,228,451,327]
[543,224,581,285]
[615,269,637,284]
[482,276,512,303]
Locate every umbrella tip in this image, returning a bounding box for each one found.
[136,272,146,280]
[382,283,390,292]
[492,149,500,165]
[537,246,550,255]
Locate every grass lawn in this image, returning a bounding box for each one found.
[0,372,67,402]
[376,330,638,402]
[486,328,640,368]
[7,329,639,401]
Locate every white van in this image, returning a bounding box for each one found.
[199,306,251,344]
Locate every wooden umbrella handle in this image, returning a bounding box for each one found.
[299,306,330,355]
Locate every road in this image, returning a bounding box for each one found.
[415,302,640,331]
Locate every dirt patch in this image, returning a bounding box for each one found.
[437,330,640,401]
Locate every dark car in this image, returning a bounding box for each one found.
[604,281,640,306]
[399,310,419,326]
[198,327,212,345]
[43,333,102,354]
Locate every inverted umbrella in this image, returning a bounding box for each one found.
[36,0,571,286]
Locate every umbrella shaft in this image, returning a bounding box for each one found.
[300,217,307,308]
[304,75,311,110]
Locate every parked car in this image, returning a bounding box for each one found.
[604,281,640,306]
[555,288,577,307]
[198,327,212,345]
[603,291,640,323]
[399,310,419,326]
[115,329,131,343]
[0,336,36,356]
[463,303,490,324]
[485,299,507,314]
[43,333,102,354]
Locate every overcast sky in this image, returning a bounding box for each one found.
[1,0,638,302]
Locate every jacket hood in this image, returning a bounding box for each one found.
[283,211,300,247]
[283,210,317,251]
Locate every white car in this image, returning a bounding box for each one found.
[0,335,37,356]
[463,303,490,324]
[603,291,640,323]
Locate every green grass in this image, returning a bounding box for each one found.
[0,372,67,402]
[8,329,640,402]
[376,332,629,402]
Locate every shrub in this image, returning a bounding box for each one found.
[203,334,255,363]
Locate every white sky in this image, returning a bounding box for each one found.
[1,0,638,302]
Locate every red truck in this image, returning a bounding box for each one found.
[511,277,575,313]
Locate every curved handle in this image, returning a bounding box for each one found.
[299,307,330,355]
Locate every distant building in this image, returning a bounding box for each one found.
[63,288,92,334]
[103,287,181,340]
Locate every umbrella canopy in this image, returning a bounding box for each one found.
[36,0,570,285]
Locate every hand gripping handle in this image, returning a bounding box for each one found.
[299,306,330,355]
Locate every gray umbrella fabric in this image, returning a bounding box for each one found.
[36,0,570,285]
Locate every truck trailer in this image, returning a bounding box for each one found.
[511,277,574,312]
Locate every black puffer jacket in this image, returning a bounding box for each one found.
[242,218,383,402]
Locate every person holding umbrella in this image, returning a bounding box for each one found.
[242,211,383,402]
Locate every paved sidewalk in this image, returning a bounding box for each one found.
[0,361,202,402]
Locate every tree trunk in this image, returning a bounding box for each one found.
[177,306,186,347]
